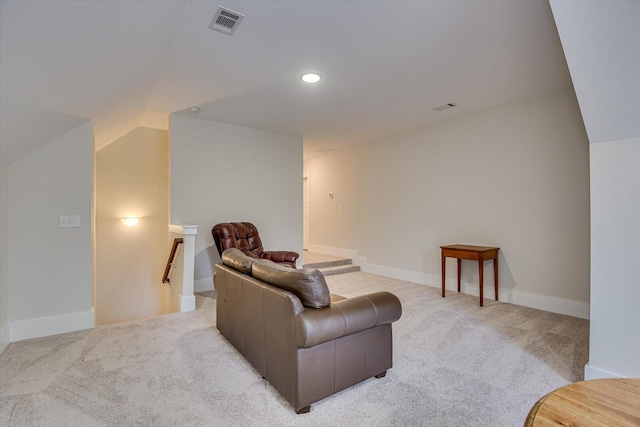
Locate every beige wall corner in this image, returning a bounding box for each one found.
[95,127,170,325]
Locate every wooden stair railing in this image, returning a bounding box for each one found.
[162,238,184,284]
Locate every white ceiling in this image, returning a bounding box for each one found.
[0,0,572,164]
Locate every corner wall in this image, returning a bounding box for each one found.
[305,88,591,317]
[169,115,303,291]
[7,121,94,341]
[588,137,639,378]
[0,164,9,351]
[551,0,640,378]
[95,127,170,325]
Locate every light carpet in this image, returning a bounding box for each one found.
[0,272,589,426]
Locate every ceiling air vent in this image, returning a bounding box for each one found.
[433,103,456,111]
[209,6,244,36]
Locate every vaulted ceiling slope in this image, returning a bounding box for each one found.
[0,0,572,164]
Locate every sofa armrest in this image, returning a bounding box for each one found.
[261,251,300,264]
[295,292,402,348]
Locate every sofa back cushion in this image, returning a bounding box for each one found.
[221,248,257,275]
[252,260,331,309]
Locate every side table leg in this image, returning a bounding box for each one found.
[441,251,446,298]
[478,259,484,307]
[494,256,499,301]
[457,259,461,293]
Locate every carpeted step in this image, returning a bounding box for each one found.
[318,264,361,276]
[303,258,353,269]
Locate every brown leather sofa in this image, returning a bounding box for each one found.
[212,222,299,267]
[214,248,402,413]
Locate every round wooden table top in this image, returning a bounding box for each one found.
[525,378,640,427]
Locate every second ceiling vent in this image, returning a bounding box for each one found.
[209,6,245,36]
[433,103,456,112]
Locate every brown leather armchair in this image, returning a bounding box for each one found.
[212,222,299,267]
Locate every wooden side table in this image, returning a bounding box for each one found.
[525,378,640,426]
[441,244,499,306]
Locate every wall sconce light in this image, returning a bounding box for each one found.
[121,217,139,226]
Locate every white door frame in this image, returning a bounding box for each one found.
[303,172,310,250]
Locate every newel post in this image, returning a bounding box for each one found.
[168,224,198,312]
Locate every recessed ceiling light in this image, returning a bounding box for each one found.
[300,73,322,84]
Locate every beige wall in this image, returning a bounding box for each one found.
[7,122,94,339]
[305,88,590,316]
[170,115,303,291]
[95,127,170,325]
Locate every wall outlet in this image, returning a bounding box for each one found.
[59,215,81,228]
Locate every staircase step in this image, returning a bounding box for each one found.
[318,264,361,276]
[303,258,352,269]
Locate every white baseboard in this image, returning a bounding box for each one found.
[308,244,589,320]
[364,260,589,319]
[507,288,590,320]
[584,363,623,380]
[0,322,9,353]
[194,278,213,293]
[10,310,95,342]
[362,262,435,286]
[180,295,196,312]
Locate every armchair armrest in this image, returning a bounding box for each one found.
[261,250,300,264]
[295,292,402,348]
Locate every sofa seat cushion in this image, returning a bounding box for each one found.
[221,248,258,275]
[252,260,331,309]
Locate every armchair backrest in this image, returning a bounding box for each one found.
[212,222,264,258]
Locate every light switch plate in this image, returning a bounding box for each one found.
[59,215,81,228]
